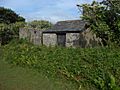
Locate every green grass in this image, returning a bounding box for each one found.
[0,48,74,90]
[1,39,120,90]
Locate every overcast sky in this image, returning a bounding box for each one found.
[0,0,101,23]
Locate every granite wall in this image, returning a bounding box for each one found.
[19,28,102,48]
[79,29,102,48]
[19,28,29,39]
[66,33,80,47]
[19,28,42,45]
[66,29,102,48]
[43,33,57,46]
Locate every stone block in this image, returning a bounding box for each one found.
[66,33,80,47]
[43,33,57,46]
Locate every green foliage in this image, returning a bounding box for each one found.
[78,0,120,46]
[0,7,25,45]
[26,20,53,30]
[0,22,25,45]
[93,73,120,90]
[0,7,25,24]
[2,39,120,90]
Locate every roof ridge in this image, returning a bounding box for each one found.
[56,19,83,23]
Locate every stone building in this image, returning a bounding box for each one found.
[19,28,43,45]
[19,20,102,48]
[42,20,102,47]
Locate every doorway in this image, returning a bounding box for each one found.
[57,33,66,47]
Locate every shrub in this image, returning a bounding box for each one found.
[0,22,25,45]
[26,20,53,30]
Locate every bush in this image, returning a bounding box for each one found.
[26,20,53,30]
[0,22,25,45]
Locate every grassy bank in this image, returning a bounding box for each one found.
[0,46,73,90]
[1,39,120,90]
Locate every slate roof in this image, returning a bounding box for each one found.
[43,20,88,33]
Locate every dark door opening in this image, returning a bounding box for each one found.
[57,33,66,47]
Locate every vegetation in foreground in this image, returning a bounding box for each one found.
[1,39,120,90]
[0,47,73,90]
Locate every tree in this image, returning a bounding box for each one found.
[77,0,120,46]
[27,20,53,30]
[0,7,25,45]
[0,7,25,24]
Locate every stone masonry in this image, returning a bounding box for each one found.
[19,20,102,48]
[66,33,80,47]
[19,28,42,45]
[43,33,57,46]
